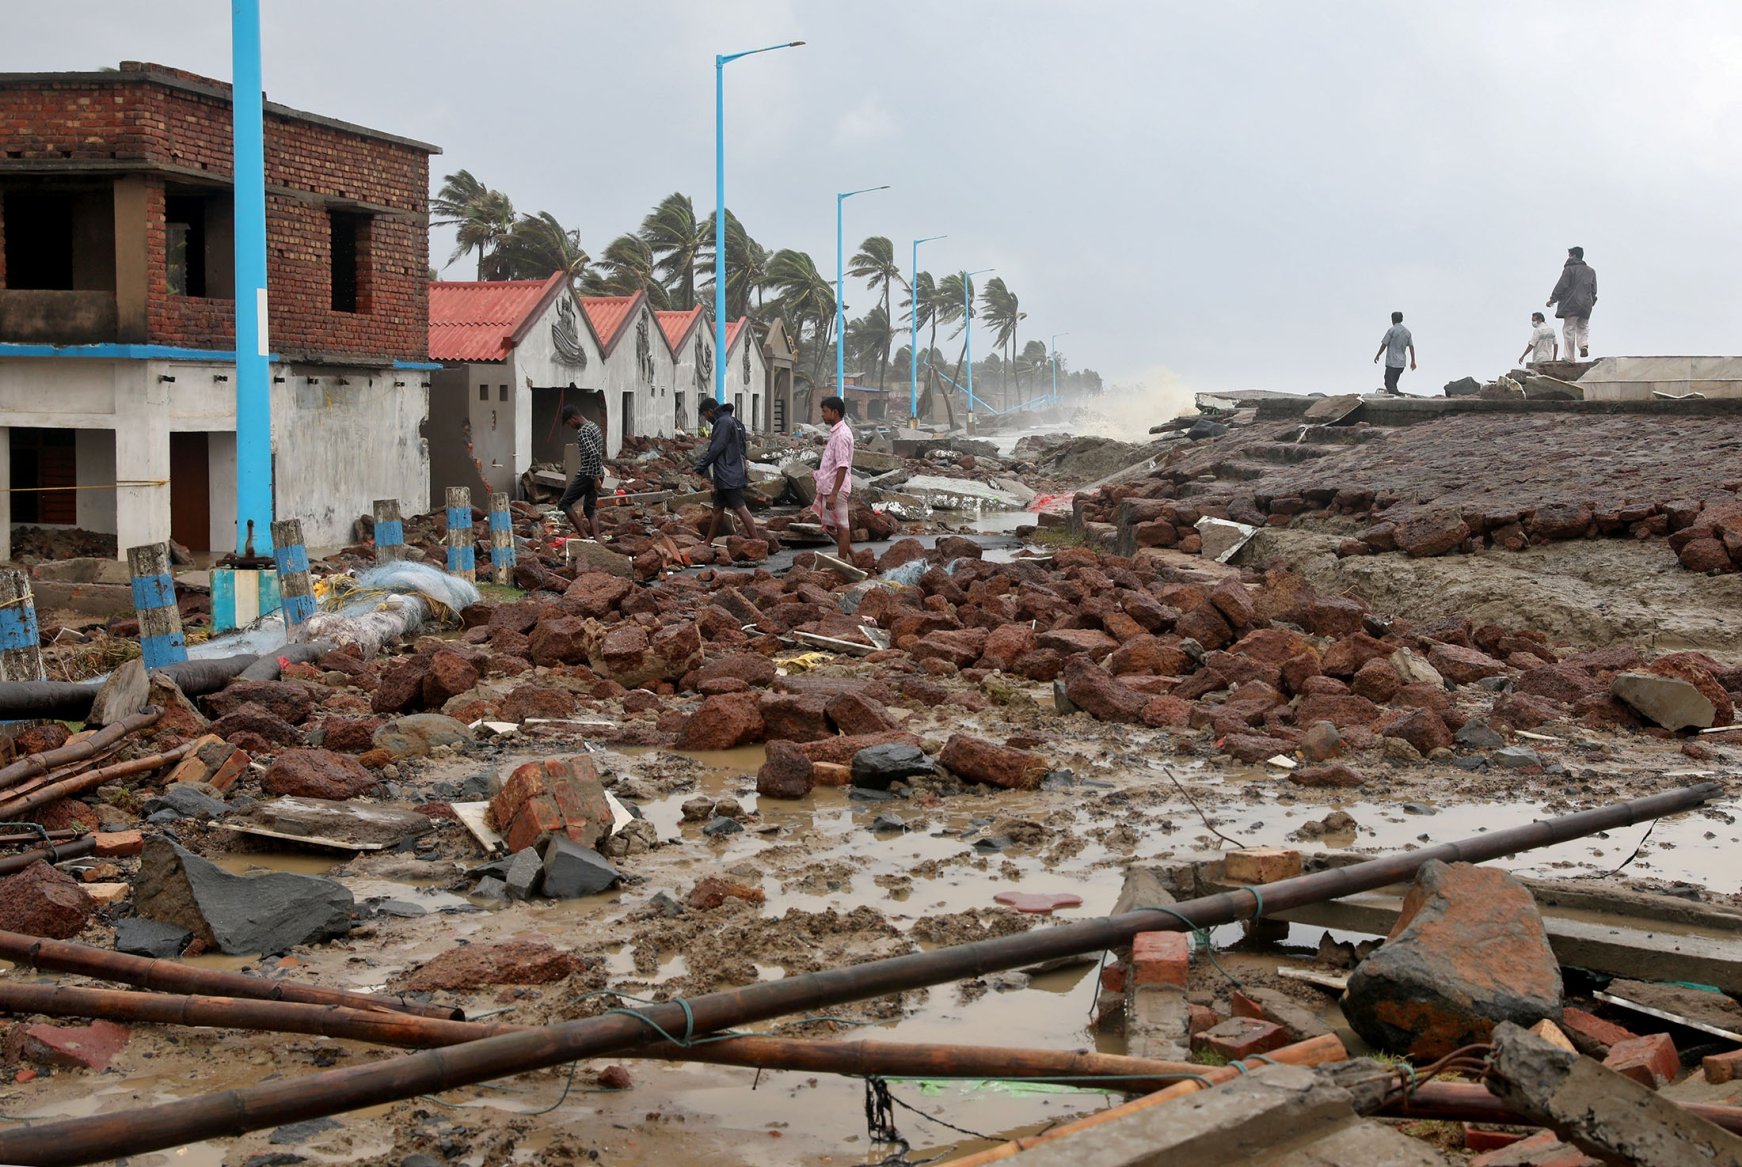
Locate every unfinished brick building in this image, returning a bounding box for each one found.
[0,61,439,558]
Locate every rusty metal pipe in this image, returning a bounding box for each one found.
[0,932,461,1023]
[0,781,1718,1167]
[1383,1080,1742,1136]
[0,836,96,875]
[0,708,162,792]
[0,741,198,822]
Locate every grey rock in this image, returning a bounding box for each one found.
[850,743,934,791]
[472,876,509,902]
[869,813,908,833]
[647,891,684,917]
[1051,679,1079,715]
[269,1117,341,1145]
[1185,419,1228,440]
[1477,676,1511,692]
[369,899,427,918]
[1443,376,1482,397]
[371,713,475,761]
[114,916,193,959]
[133,838,353,956]
[143,786,232,820]
[1494,746,1542,770]
[541,836,621,898]
[245,1155,306,1167]
[702,816,743,836]
[1454,721,1505,749]
[1612,672,1717,731]
[503,848,543,900]
[1452,755,1489,771]
[1402,803,1437,816]
[848,787,898,801]
[401,1157,443,1167]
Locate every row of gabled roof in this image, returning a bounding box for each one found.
[427,272,754,366]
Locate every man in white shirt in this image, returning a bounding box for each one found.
[1519,312,1558,366]
[1371,311,1416,395]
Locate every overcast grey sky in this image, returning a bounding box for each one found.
[9,1,1742,413]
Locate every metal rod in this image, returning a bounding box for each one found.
[0,932,462,1023]
[0,836,95,876]
[1381,1080,1742,1136]
[0,708,162,791]
[0,782,1717,1166]
[0,740,197,822]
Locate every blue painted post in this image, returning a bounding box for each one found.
[270,518,315,630]
[834,186,889,398]
[231,0,273,557]
[0,570,45,684]
[445,487,475,582]
[488,491,516,586]
[373,499,406,563]
[910,234,945,424]
[127,543,188,670]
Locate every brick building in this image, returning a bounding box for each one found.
[0,62,439,558]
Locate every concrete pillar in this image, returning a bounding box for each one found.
[113,365,171,560]
[270,518,315,630]
[126,542,187,669]
[112,175,149,343]
[487,491,515,585]
[445,486,475,582]
[373,498,406,563]
[0,570,45,682]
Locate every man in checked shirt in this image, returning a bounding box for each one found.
[559,404,607,540]
[813,395,855,559]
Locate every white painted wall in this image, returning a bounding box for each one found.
[74,428,116,533]
[724,328,770,434]
[0,356,429,557]
[667,324,715,434]
[506,289,602,474]
[593,301,676,452]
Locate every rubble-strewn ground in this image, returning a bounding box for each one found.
[1,410,1739,1165]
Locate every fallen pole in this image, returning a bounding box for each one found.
[939,1035,1351,1166]
[0,740,198,821]
[0,836,96,876]
[0,782,1717,1167]
[1380,1081,1742,1137]
[0,708,162,791]
[0,932,462,1023]
[0,981,1309,1093]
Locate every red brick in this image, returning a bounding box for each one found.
[1129,931,1189,988]
[1470,1130,1598,1166]
[1098,962,1126,995]
[502,795,563,855]
[92,830,144,858]
[1188,1003,1220,1035]
[1463,1126,1527,1153]
[1558,1006,1637,1058]
[21,1021,130,1072]
[1192,1016,1288,1061]
[1703,1047,1742,1085]
[1603,1032,1680,1088]
[1223,847,1302,884]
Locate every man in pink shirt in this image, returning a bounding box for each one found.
[813,395,855,558]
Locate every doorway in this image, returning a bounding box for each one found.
[169,431,211,550]
[619,391,635,443]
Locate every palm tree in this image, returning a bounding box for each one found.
[846,304,894,376]
[979,277,1026,406]
[639,192,709,310]
[766,248,836,382]
[848,236,904,391]
[431,169,516,279]
[582,234,671,309]
[1018,338,1051,397]
[698,209,772,321]
[498,211,588,284]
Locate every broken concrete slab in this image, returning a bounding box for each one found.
[1195,516,1260,563]
[133,838,353,955]
[1597,979,1742,1043]
[540,835,621,898]
[113,916,193,959]
[1303,394,1366,424]
[1485,1021,1742,1166]
[1613,671,1717,730]
[224,797,435,851]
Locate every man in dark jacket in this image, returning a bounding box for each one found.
[694,400,765,547]
[1547,246,1597,360]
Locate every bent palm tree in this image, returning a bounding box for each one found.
[847,304,894,379]
[583,234,672,309]
[848,236,905,391]
[699,209,772,321]
[498,211,588,284]
[432,169,516,279]
[639,192,709,311]
[979,277,1026,406]
[767,248,836,383]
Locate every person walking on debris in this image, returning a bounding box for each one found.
[814,395,855,559]
[694,398,766,548]
[557,403,606,542]
[1521,311,1559,366]
[1372,311,1416,395]
[1547,245,1597,360]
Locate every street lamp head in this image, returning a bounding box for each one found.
[914,234,947,245]
[789,40,806,46]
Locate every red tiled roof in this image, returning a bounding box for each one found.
[725,316,751,353]
[427,273,565,362]
[655,306,705,352]
[580,293,643,355]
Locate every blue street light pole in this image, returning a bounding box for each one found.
[834,185,889,394]
[231,0,272,555]
[961,268,993,429]
[1051,332,1069,405]
[909,234,945,424]
[714,40,803,406]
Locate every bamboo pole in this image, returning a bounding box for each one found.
[940,1035,1350,1166]
[0,981,1315,1094]
[0,782,1717,1167]
[0,708,162,791]
[0,932,462,1023]
[0,740,197,821]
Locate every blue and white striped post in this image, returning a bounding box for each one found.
[127,543,188,670]
[0,570,45,684]
[487,491,516,586]
[373,499,406,563]
[445,487,475,582]
[270,518,315,630]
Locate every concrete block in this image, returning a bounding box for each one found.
[1193,1016,1289,1061]
[92,830,144,858]
[1224,847,1303,885]
[1232,987,1333,1043]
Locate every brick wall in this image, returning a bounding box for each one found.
[0,63,432,360]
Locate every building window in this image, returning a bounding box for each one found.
[1,189,115,292]
[499,384,508,402]
[8,428,77,525]
[329,210,371,313]
[165,195,205,297]
[479,384,488,402]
